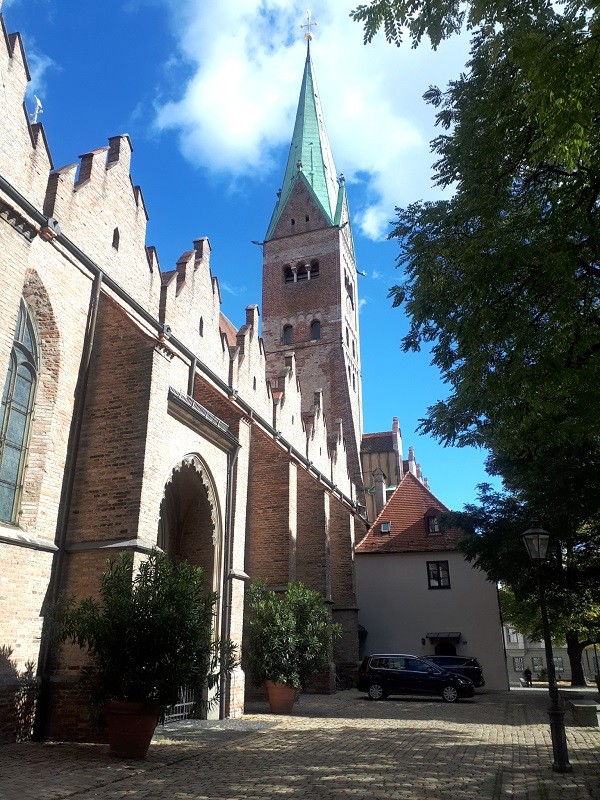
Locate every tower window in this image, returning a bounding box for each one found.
[284,265,294,283]
[296,263,308,281]
[112,227,120,250]
[291,218,295,226]
[0,300,39,524]
[199,316,204,336]
[282,325,293,345]
[310,320,321,340]
[305,215,309,222]
[310,260,320,278]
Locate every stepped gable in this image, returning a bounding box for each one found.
[160,237,234,382]
[227,305,274,422]
[0,15,52,206]
[219,312,238,347]
[43,134,157,311]
[356,472,463,554]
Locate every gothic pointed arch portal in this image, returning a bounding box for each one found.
[157,455,223,601]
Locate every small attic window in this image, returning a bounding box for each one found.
[380,521,391,535]
[112,227,120,250]
[427,515,441,534]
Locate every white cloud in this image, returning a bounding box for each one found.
[154,0,469,240]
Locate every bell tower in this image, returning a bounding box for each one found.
[261,36,363,494]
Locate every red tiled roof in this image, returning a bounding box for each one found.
[219,312,238,347]
[355,472,464,554]
[361,432,394,453]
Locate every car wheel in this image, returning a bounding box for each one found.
[368,682,385,700]
[442,684,459,703]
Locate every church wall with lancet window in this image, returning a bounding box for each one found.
[0,11,363,743]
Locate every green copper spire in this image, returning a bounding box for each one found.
[266,43,342,240]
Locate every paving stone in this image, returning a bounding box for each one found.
[0,690,598,799]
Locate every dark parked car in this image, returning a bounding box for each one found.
[357,653,475,703]
[425,656,486,688]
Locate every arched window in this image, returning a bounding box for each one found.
[282,325,293,345]
[0,300,39,524]
[310,260,320,279]
[310,320,321,340]
[283,265,294,283]
[296,263,308,281]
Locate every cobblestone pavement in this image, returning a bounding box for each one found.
[1,689,599,800]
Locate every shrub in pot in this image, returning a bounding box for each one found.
[58,550,235,757]
[246,581,340,713]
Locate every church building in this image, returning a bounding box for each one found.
[0,12,507,742]
[0,14,367,741]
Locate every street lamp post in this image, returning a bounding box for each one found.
[522,522,572,773]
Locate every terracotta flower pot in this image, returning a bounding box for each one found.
[105,699,159,759]
[265,681,298,714]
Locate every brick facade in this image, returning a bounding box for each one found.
[0,13,360,742]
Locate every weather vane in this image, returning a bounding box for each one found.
[301,9,317,41]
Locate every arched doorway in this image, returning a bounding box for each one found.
[158,455,222,593]
[158,455,223,721]
[435,641,457,656]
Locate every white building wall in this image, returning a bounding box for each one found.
[356,550,508,690]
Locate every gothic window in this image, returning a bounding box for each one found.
[310,320,321,340]
[282,325,293,345]
[284,265,294,283]
[0,300,39,524]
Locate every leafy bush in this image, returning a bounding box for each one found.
[246,581,340,690]
[58,550,235,719]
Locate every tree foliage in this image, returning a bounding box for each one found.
[59,551,235,718]
[246,581,340,690]
[446,486,600,684]
[352,0,600,685]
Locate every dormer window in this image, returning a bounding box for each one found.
[427,515,440,534]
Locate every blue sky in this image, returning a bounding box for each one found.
[3,0,500,510]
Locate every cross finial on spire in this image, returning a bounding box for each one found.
[301,9,317,42]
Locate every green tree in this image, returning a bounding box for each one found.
[352,1,600,675]
[447,487,600,685]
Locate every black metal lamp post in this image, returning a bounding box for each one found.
[522,522,572,773]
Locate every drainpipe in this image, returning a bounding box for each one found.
[219,439,241,719]
[33,271,103,740]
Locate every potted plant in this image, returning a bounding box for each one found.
[246,581,340,713]
[58,550,235,758]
